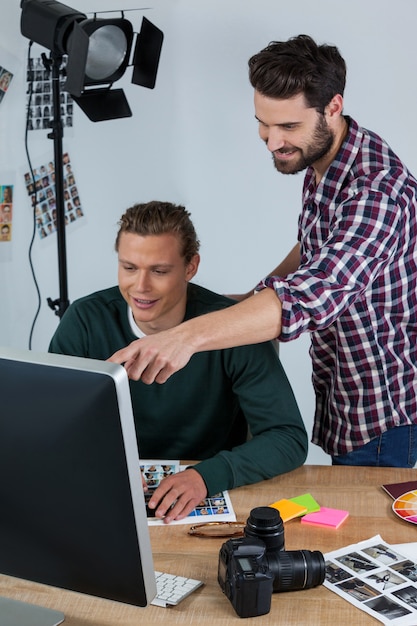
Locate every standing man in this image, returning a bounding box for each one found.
[49,201,307,522]
[111,35,417,468]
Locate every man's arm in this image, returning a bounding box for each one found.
[145,334,308,523]
[188,341,308,495]
[109,286,282,383]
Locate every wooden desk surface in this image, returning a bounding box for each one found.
[1,465,417,625]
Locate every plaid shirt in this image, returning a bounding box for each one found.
[257,117,417,456]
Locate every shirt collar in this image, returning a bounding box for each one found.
[127,305,146,338]
[303,116,364,206]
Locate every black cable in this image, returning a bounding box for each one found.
[24,41,42,350]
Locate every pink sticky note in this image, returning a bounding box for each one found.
[300,506,349,529]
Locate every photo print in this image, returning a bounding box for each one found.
[0,185,14,242]
[24,152,84,239]
[0,66,13,105]
[140,460,236,525]
[26,54,73,132]
[325,535,417,625]
[188,494,231,518]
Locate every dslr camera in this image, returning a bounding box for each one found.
[218,506,325,618]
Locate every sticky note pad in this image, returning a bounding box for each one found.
[268,498,307,522]
[289,493,321,514]
[301,507,349,529]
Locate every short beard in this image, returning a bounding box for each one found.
[273,114,334,175]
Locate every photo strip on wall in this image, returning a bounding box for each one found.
[0,65,13,105]
[0,185,13,242]
[24,153,84,239]
[26,54,73,132]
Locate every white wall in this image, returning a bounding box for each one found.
[1,0,416,465]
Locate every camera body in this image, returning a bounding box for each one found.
[218,506,325,618]
[218,536,274,618]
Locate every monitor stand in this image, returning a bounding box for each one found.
[0,597,65,626]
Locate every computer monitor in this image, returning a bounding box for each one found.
[0,345,157,611]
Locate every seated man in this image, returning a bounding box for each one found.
[49,201,307,522]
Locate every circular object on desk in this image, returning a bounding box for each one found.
[392,490,417,524]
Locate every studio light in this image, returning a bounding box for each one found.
[20,0,164,320]
[20,0,164,121]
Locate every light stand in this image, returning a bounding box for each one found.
[46,52,70,318]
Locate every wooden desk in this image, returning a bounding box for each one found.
[1,465,416,625]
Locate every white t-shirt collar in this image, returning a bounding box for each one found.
[127,306,147,338]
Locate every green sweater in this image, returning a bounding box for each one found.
[49,283,307,494]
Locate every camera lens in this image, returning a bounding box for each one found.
[244,506,285,551]
[243,507,325,594]
[269,549,325,592]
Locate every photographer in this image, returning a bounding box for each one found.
[49,201,307,522]
[111,35,417,469]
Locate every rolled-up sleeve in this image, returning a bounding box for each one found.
[256,187,401,342]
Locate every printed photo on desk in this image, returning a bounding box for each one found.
[325,535,417,625]
[140,461,236,525]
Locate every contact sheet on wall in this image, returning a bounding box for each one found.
[325,535,417,624]
[26,53,73,131]
[23,152,84,239]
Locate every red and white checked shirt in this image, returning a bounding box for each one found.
[257,117,417,456]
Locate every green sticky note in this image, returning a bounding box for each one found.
[289,493,321,514]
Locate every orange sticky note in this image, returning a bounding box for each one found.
[268,498,307,522]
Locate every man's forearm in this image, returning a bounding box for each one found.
[110,287,282,383]
[186,287,282,353]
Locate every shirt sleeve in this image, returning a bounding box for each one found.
[256,188,401,341]
[192,341,308,495]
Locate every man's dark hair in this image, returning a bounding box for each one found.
[248,34,346,113]
[115,200,200,263]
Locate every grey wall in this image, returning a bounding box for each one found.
[1,0,416,465]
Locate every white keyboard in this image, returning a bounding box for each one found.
[151,571,204,607]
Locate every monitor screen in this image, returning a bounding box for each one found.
[0,345,157,608]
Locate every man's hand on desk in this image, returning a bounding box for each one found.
[146,468,207,523]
